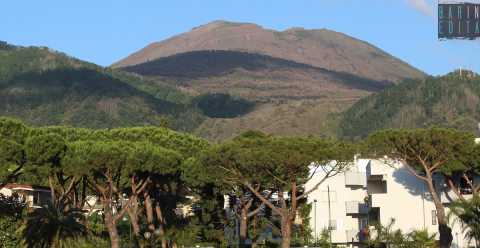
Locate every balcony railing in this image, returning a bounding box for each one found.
[345,172,366,187]
[345,201,368,215]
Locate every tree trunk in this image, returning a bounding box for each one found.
[104,204,120,248]
[48,176,56,205]
[426,179,452,248]
[155,203,168,248]
[251,214,258,248]
[280,215,293,248]
[80,177,87,209]
[239,208,248,248]
[144,192,156,233]
[127,206,142,242]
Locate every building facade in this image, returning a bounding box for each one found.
[0,183,51,208]
[305,158,476,248]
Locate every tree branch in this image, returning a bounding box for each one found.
[298,165,341,200]
[445,176,465,201]
[429,159,446,173]
[403,163,428,182]
[244,183,283,216]
[247,191,272,218]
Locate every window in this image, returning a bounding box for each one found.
[32,192,41,206]
[367,179,387,194]
[39,192,51,206]
[432,210,437,225]
[369,207,380,225]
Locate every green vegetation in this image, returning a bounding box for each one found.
[365,127,478,248]
[3,118,480,247]
[449,196,480,247]
[365,219,437,248]
[340,71,480,139]
[197,131,355,248]
[4,39,480,247]
[0,42,205,132]
[0,194,25,248]
[0,118,355,248]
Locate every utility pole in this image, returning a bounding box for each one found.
[422,187,426,229]
[328,185,332,247]
[314,199,317,245]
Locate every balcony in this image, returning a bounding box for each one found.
[345,201,369,215]
[440,189,473,204]
[345,171,366,187]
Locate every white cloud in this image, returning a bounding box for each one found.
[406,0,434,16]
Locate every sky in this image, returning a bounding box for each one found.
[1,0,479,75]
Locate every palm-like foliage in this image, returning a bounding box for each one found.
[0,194,26,248]
[20,204,88,248]
[366,219,437,248]
[0,193,26,218]
[449,196,480,246]
[407,230,437,248]
[367,218,403,247]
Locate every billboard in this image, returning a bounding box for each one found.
[438,0,480,39]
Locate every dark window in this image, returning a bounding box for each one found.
[32,192,39,206]
[432,210,437,225]
[369,207,380,225]
[460,176,473,195]
[39,192,51,206]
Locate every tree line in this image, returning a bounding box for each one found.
[2,117,480,248]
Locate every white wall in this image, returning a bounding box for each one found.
[305,160,368,245]
[306,158,477,247]
[367,159,475,248]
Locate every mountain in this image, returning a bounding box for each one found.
[0,42,203,130]
[114,21,426,140]
[122,50,391,101]
[0,17,429,140]
[120,49,395,140]
[113,20,425,83]
[338,71,480,140]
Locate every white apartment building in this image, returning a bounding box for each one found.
[305,158,476,248]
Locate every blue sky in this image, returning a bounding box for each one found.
[1,0,478,75]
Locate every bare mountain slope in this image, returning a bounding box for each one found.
[120,50,390,140]
[113,20,425,83]
[121,50,390,102]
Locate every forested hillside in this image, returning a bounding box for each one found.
[339,71,480,139]
[0,42,204,130]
